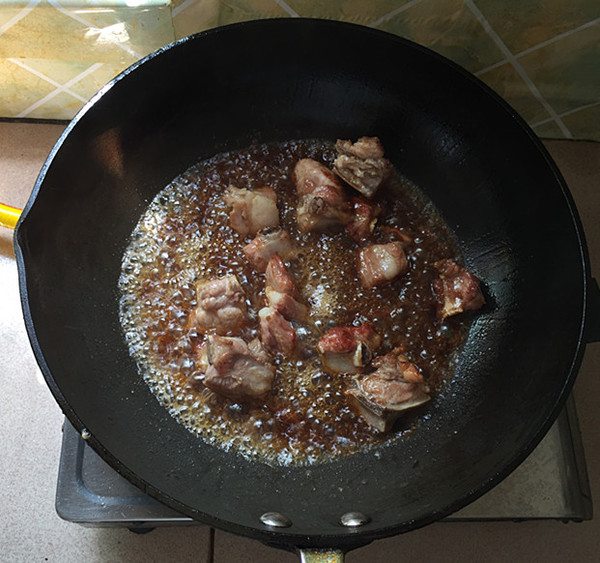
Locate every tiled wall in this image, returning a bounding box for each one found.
[2,0,599,140]
[171,0,600,141]
[0,0,175,120]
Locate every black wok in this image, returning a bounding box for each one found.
[14,18,594,558]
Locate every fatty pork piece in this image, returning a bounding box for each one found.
[345,197,380,242]
[192,275,249,335]
[223,184,279,237]
[293,158,353,232]
[432,259,485,319]
[264,253,308,322]
[316,322,382,374]
[357,242,409,288]
[258,306,297,356]
[333,137,393,199]
[349,349,430,432]
[203,335,275,400]
[243,226,297,272]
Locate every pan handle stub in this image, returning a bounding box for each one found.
[295,513,369,562]
[0,202,22,230]
[298,549,344,563]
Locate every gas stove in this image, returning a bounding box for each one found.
[55,393,592,531]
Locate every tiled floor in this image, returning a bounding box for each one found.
[0,123,599,561]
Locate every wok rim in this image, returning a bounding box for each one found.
[13,18,591,550]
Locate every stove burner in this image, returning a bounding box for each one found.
[55,395,592,530]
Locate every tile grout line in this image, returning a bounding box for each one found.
[464,0,572,138]
[272,0,300,17]
[0,0,40,37]
[7,58,92,106]
[475,59,507,76]
[515,16,600,58]
[531,100,600,128]
[7,58,69,92]
[367,0,424,28]
[14,62,104,118]
[476,16,600,76]
[171,0,197,18]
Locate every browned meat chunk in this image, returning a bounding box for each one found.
[265,253,297,295]
[203,335,275,399]
[293,159,353,232]
[243,226,297,272]
[357,242,409,288]
[265,289,309,323]
[294,157,340,196]
[265,254,308,322]
[345,197,380,242]
[296,188,353,232]
[259,306,297,356]
[223,185,279,237]
[192,275,248,335]
[432,259,485,319]
[317,322,382,374]
[349,348,430,431]
[333,137,393,198]
[258,255,306,356]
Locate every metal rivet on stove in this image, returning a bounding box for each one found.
[81,428,91,440]
[340,512,370,527]
[260,511,292,528]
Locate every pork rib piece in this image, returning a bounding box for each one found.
[259,254,307,356]
[357,242,409,288]
[345,197,380,242]
[192,275,248,335]
[264,253,308,322]
[204,335,275,400]
[333,137,393,199]
[432,259,485,319]
[258,306,297,356]
[316,322,381,374]
[224,185,279,237]
[243,226,296,272]
[349,348,430,432]
[293,158,353,232]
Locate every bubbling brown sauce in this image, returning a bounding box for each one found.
[119,139,470,466]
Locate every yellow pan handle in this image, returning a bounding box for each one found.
[0,202,22,230]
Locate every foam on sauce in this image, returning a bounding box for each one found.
[119,139,471,466]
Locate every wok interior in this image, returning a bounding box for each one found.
[16,20,586,548]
